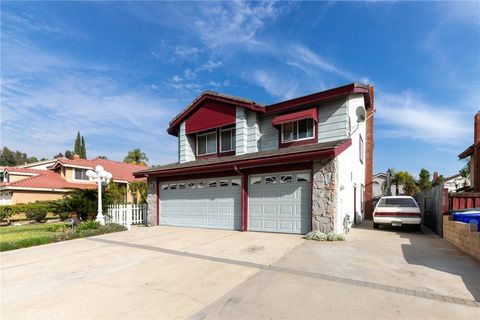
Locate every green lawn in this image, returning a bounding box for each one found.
[0,223,66,251]
[0,222,127,251]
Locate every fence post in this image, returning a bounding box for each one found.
[126,203,132,230]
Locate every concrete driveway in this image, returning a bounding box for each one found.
[1,223,479,320]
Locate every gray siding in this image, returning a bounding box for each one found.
[246,110,260,153]
[235,107,248,155]
[179,121,195,163]
[317,98,349,143]
[258,114,279,151]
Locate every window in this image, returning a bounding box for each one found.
[220,127,236,152]
[219,180,229,187]
[169,184,177,190]
[250,177,261,184]
[231,178,241,186]
[208,181,217,188]
[359,135,364,164]
[265,176,277,184]
[178,183,186,189]
[197,131,217,155]
[74,169,89,181]
[296,173,311,182]
[377,198,418,208]
[281,119,314,142]
[280,175,293,183]
[161,184,169,190]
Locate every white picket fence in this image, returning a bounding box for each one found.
[106,204,147,230]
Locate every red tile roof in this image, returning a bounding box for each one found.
[51,158,147,183]
[0,170,94,190]
[1,167,46,174]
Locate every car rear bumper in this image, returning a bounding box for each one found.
[373,217,421,225]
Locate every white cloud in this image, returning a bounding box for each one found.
[194,1,279,49]
[173,46,200,58]
[252,70,301,100]
[376,90,471,146]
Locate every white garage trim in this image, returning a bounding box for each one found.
[159,176,242,230]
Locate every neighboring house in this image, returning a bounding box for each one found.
[0,156,146,205]
[134,83,374,234]
[372,172,404,199]
[16,159,58,170]
[458,112,480,192]
[444,173,469,192]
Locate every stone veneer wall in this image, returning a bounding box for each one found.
[443,215,480,261]
[312,158,338,233]
[146,178,158,226]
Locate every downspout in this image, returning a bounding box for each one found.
[234,165,248,232]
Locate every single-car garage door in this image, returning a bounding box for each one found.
[160,177,242,230]
[249,171,312,234]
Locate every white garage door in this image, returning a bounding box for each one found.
[249,171,312,234]
[160,177,242,230]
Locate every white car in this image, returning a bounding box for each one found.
[373,196,421,231]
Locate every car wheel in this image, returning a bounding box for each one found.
[373,223,379,229]
[415,224,421,233]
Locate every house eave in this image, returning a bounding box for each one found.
[134,139,351,179]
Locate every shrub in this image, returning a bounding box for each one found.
[77,220,101,231]
[304,231,345,241]
[0,206,14,221]
[26,207,48,223]
[46,223,70,232]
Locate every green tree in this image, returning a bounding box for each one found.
[64,150,74,159]
[97,155,108,160]
[54,152,64,159]
[124,149,148,166]
[460,160,471,179]
[55,188,116,221]
[432,175,446,187]
[129,181,147,204]
[81,136,87,159]
[74,131,81,155]
[418,168,432,191]
[106,182,127,204]
[0,147,16,166]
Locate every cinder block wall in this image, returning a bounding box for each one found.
[443,216,480,261]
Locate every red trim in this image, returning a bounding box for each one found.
[272,108,318,126]
[185,101,236,134]
[156,170,238,182]
[241,174,248,231]
[135,139,352,178]
[278,122,318,148]
[168,94,264,135]
[194,127,236,159]
[374,212,421,217]
[268,83,369,113]
[156,178,160,226]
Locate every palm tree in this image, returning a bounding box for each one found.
[123,149,148,166]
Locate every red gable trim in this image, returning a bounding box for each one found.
[185,100,236,134]
[168,93,265,136]
[272,108,318,126]
[268,83,370,113]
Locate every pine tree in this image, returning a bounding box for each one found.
[81,136,87,159]
[74,131,81,155]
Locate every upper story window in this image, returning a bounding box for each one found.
[281,118,314,143]
[220,127,236,153]
[74,168,89,181]
[197,131,217,156]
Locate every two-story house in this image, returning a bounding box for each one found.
[134,83,374,234]
[0,156,146,205]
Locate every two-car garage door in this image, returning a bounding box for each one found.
[159,171,312,234]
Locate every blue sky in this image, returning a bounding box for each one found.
[1,1,479,177]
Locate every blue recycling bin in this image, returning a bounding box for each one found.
[452,211,480,231]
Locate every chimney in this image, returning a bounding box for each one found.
[475,112,480,144]
[72,154,80,160]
